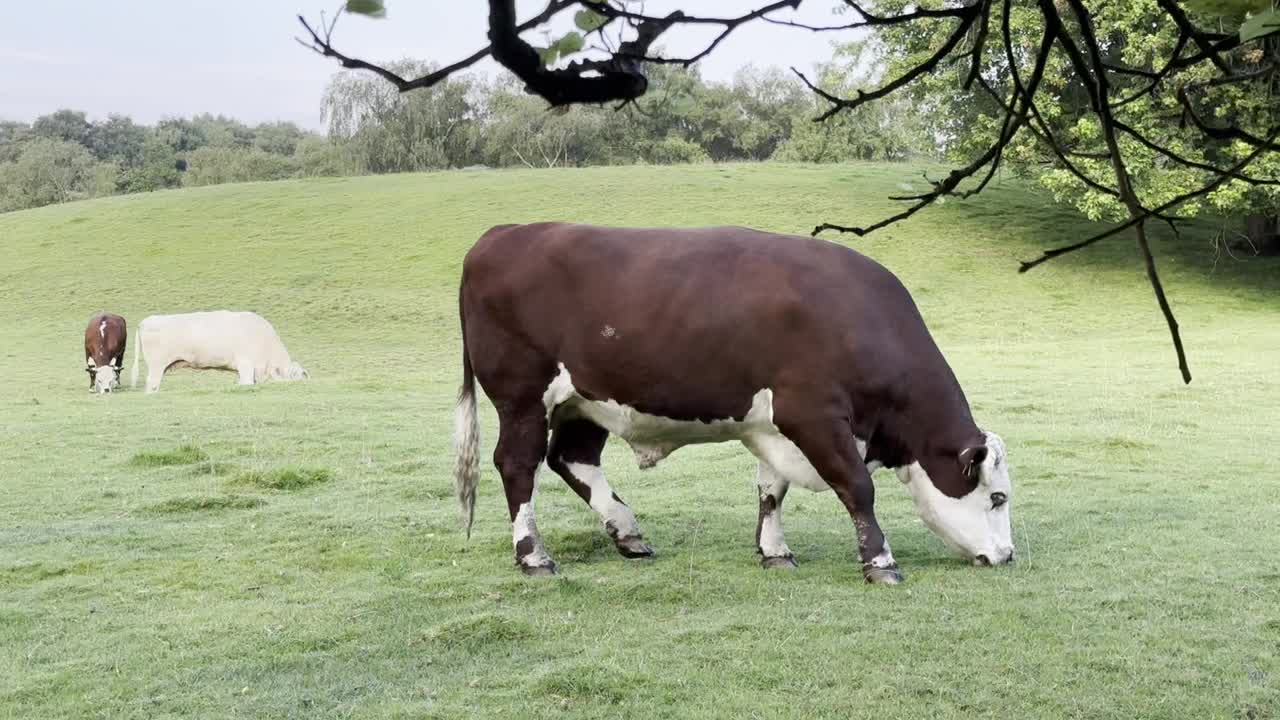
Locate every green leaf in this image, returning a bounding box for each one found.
[345,0,386,18]
[1240,8,1280,42]
[574,8,608,32]
[536,46,559,66]
[538,32,585,67]
[555,31,585,56]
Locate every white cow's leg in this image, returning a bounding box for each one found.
[756,461,797,569]
[236,358,255,385]
[547,419,652,558]
[145,355,166,393]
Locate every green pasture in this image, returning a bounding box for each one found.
[1,163,1277,719]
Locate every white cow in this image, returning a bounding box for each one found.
[130,310,308,393]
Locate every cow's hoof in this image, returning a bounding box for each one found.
[761,555,798,570]
[864,567,904,585]
[519,562,558,577]
[615,537,654,559]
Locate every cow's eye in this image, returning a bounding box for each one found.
[990,492,1008,509]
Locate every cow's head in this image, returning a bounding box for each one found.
[86,356,122,394]
[286,362,309,380]
[899,431,1014,566]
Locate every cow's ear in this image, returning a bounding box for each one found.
[958,445,988,481]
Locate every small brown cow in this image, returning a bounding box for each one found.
[84,313,127,394]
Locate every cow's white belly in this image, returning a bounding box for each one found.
[542,363,838,492]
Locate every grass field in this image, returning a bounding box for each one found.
[2,163,1278,719]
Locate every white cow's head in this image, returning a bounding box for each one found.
[86,356,122,394]
[286,362,309,380]
[899,431,1014,566]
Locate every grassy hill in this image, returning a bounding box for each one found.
[1,163,1278,719]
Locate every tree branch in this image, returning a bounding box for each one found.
[612,0,803,67]
[1017,138,1274,274]
[812,0,1058,237]
[1062,0,1191,382]
[797,3,982,121]
[297,0,576,93]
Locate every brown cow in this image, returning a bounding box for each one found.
[454,223,1014,584]
[84,313,127,394]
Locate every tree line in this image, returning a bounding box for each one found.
[0,49,933,214]
[0,112,342,213]
[5,23,1274,258]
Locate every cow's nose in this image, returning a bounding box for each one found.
[975,554,992,566]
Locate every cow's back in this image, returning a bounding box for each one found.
[139,311,289,370]
[461,222,946,420]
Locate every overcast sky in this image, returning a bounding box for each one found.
[1,1,855,130]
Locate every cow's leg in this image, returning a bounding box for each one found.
[145,355,166,393]
[777,413,901,585]
[236,358,255,385]
[547,418,653,559]
[756,462,797,569]
[494,401,556,576]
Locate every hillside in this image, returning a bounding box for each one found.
[2,163,1278,719]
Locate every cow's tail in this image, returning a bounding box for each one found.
[454,304,480,540]
[130,327,142,389]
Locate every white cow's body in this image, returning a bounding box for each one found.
[131,310,308,393]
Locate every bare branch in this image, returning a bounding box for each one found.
[1156,0,1233,73]
[798,4,982,121]
[1176,84,1280,151]
[1063,0,1191,382]
[1113,120,1280,186]
[962,0,994,91]
[1111,32,1190,109]
[813,0,1059,237]
[613,0,803,67]
[297,1,575,93]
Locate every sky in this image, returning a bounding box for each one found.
[1,1,857,130]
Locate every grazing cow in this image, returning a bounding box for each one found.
[454,223,1015,584]
[131,310,308,393]
[84,312,127,394]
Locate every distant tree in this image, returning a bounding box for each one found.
[708,66,810,160]
[0,137,99,211]
[31,110,93,146]
[155,117,209,154]
[295,135,361,176]
[0,111,331,209]
[609,64,710,161]
[87,114,147,167]
[183,146,301,186]
[191,114,256,149]
[0,121,33,163]
[322,60,484,171]
[773,40,933,163]
[118,134,182,193]
[483,78,611,167]
[253,121,307,156]
[645,134,711,164]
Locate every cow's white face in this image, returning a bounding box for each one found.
[287,362,309,380]
[88,357,121,394]
[898,432,1014,566]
